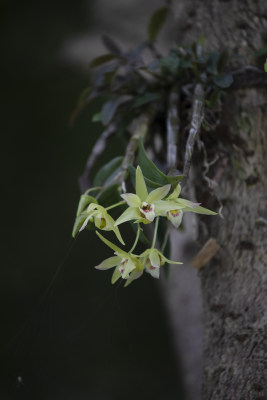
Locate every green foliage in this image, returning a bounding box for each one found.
[147,6,169,42]
[93,156,123,187]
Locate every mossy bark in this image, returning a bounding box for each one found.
[167,1,267,399]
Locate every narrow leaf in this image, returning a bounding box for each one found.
[206,52,219,74]
[102,34,122,54]
[97,184,121,208]
[101,96,132,126]
[93,157,123,187]
[131,92,160,109]
[148,6,169,42]
[138,138,169,185]
[90,54,121,68]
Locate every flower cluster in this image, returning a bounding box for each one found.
[76,166,216,286]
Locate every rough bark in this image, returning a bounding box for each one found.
[167,1,267,399]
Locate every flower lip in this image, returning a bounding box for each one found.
[139,202,155,221]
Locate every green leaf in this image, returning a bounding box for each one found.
[76,194,97,217]
[97,184,121,208]
[217,50,229,73]
[166,174,184,186]
[147,6,169,41]
[212,73,233,88]
[160,55,180,75]
[102,34,122,54]
[138,138,169,185]
[206,52,219,74]
[92,112,102,122]
[131,92,161,109]
[93,156,123,187]
[138,138,184,187]
[101,96,132,126]
[90,54,121,68]
[264,58,267,73]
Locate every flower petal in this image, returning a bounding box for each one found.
[167,209,183,229]
[149,249,161,268]
[139,202,155,222]
[121,259,136,279]
[136,166,148,201]
[161,254,183,265]
[168,183,181,200]
[146,184,171,204]
[146,265,160,279]
[121,193,141,207]
[176,198,201,209]
[183,205,217,215]
[124,270,143,287]
[95,256,121,270]
[155,200,184,216]
[115,207,141,226]
[111,266,122,284]
[96,231,128,258]
[79,215,91,232]
[86,203,99,212]
[104,214,125,245]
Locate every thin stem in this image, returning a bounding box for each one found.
[130,224,141,253]
[106,200,126,211]
[161,227,170,254]
[85,186,103,195]
[79,124,116,192]
[182,83,205,186]
[152,217,160,249]
[110,106,157,190]
[166,87,180,171]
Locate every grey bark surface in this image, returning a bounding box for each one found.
[168,1,267,399]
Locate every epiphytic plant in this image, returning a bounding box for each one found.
[71,5,238,285]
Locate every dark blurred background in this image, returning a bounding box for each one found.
[0,0,183,399]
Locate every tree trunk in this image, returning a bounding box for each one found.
[164,1,267,399]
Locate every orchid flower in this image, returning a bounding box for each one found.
[115,166,183,226]
[95,232,143,286]
[140,248,182,279]
[166,183,217,228]
[80,203,124,245]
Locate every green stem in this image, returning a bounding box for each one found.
[161,227,169,254]
[152,217,159,249]
[106,200,126,211]
[85,186,103,195]
[130,224,141,253]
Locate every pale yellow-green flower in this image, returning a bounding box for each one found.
[95,232,143,286]
[140,248,182,279]
[80,203,124,245]
[166,183,217,228]
[115,166,183,226]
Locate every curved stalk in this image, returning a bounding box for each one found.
[130,224,141,253]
